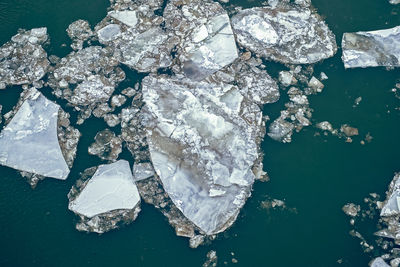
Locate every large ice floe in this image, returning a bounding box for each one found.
[68,160,141,233]
[142,74,261,235]
[0,28,49,89]
[231,1,337,64]
[342,26,400,69]
[0,88,80,187]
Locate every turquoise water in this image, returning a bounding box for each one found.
[0,0,399,266]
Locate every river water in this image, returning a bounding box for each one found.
[0,0,399,266]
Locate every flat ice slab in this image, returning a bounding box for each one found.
[342,26,400,68]
[69,160,140,218]
[0,88,70,179]
[109,11,138,28]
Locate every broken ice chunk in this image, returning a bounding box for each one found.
[132,162,155,182]
[231,4,337,64]
[380,191,400,217]
[268,117,294,143]
[69,160,140,218]
[109,10,138,28]
[342,26,400,68]
[308,76,324,93]
[0,88,72,180]
[164,0,238,80]
[67,20,93,50]
[88,129,122,161]
[370,257,390,267]
[97,24,121,43]
[120,27,172,72]
[0,28,49,87]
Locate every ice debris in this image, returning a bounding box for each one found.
[342,26,400,69]
[342,203,360,217]
[0,28,49,88]
[66,20,93,50]
[343,173,400,263]
[48,46,125,124]
[203,250,218,267]
[88,129,122,161]
[68,160,141,233]
[268,66,322,143]
[315,121,364,144]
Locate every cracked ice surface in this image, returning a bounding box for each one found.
[94,1,174,73]
[164,0,238,80]
[231,4,337,64]
[342,26,400,69]
[69,160,140,218]
[142,75,259,235]
[180,13,238,81]
[0,88,70,179]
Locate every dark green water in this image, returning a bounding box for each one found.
[0,0,399,266]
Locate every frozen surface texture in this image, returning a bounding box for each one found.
[142,75,261,235]
[133,162,155,182]
[0,28,49,88]
[231,3,337,64]
[66,20,93,50]
[48,46,125,124]
[88,129,122,161]
[0,88,70,180]
[342,26,400,68]
[94,1,175,73]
